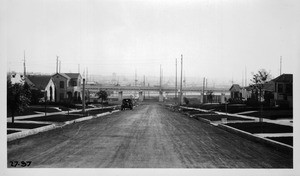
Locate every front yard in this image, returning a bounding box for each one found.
[226,122,293,133]
[7,122,50,129]
[195,114,254,121]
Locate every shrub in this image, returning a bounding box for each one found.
[183,97,189,105]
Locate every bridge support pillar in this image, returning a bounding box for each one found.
[220,93,225,104]
[159,91,163,102]
[200,93,204,104]
[118,91,123,102]
[180,92,184,105]
[139,91,144,102]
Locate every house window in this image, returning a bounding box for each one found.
[60,81,64,88]
[278,83,283,93]
[72,80,77,86]
[286,84,292,95]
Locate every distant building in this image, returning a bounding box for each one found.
[241,86,252,100]
[272,74,293,108]
[229,84,242,100]
[25,75,55,102]
[229,84,251,101]
[51,73,82,102]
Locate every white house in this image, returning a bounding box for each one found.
[25,75,56,102]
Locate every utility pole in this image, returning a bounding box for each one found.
[82,78,86,115]
[59,60,61,73]
[135,69,137,87]
[179,54,183,105]
[135,69,137,98]
[23,50,26,79]
[160,65,162,91]
[86,67,88,83]
[148,83,150,98]
[175,58,177,99]
[162,67,163,88]
[245,66,247,87]
[56,56,59,73]
[280,56,282,75]
[78,64,80,73]
[184,71,186,96]
[144,75,146,99]
[202,77,205,103]
[242,70,244,87]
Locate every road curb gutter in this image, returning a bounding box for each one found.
[7,110,120,142]
[7,124,56,142]
[218,123,293,154]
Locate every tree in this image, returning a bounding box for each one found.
[7,80,31,124]
[250,69,271,123]
[250,69,271,103]
[96,90,108,105]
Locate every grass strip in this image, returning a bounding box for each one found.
[226,122,293,133]
[7,123,49,129]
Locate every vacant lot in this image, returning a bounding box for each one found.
[19,114,84,122]
[7,130,21,134]
[7,123,49,129]
[195,114,253,121]
[184,104,259,113]
[244,110,293,119]
[226,122,293,133]
[267,137,293,146]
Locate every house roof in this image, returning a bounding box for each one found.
[229,84,241,92]
[26,75,52,90]
[65,73,81,79]
[52,73,70,79]
[244,86,252,91]
[272,74,293,83]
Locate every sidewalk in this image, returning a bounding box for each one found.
[7,105,119,122]
[179,105,293,127]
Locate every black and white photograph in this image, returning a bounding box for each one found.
[1,0,299,175]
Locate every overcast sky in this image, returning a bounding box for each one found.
[4,0,300,85]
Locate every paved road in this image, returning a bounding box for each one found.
[7,103,292,168]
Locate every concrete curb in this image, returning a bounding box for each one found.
[194,116,213,125]
[7,124,57,142]
[218,123,293,154]
[7,110,120,142]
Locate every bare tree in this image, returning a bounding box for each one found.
[250,69,271,123]
[250,69,271,103]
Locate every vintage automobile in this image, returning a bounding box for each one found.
[121,98,133,110]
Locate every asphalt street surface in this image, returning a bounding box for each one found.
[7,103,292,168]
